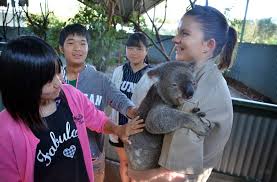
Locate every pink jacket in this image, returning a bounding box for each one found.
[0,84,108,182]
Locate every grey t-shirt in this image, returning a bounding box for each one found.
[63,65,134,158]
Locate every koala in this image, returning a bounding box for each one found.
[125,61,211,170]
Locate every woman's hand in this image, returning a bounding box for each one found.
[118,116,145,144]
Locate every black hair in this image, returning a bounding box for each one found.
[126,32,149,64]
[59,23,91,47]
[0,36,62,130]
[185,5,237,70]
[126,32,148,48]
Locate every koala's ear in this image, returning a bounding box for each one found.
[147,67,160,79]
[147,69,159,78]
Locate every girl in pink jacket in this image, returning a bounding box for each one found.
[0,36,144,182]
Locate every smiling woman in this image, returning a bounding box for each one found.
[128,5,237,182]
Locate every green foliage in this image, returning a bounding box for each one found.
[25,12,50,40]
[24,2,156,70]
[255,18,277,44]
[229,18,277,45]
[25,12,65,50]
[224,6,277,45]
[47,15,66,50]
[69,5,128,71]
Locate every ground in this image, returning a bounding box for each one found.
[225,77,273,104]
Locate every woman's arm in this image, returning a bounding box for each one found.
[128,167,186,182]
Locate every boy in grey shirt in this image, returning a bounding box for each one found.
[59,23,137,182]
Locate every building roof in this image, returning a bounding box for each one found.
[77,0,163,19]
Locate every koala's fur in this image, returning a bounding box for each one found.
[125,61,211,170]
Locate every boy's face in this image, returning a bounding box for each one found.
[60,34,88,66]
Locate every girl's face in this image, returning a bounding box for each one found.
[41,73,62,102]
[173,15,209,63]
[126,42,148,65]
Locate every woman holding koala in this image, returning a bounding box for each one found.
[129,5,237,182]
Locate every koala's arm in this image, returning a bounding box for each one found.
[145,105,211,136]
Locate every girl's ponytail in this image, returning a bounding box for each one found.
[218,26,238,70]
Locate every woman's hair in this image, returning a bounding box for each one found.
[185,5,237,70]
[0,36,62,130]
[126,32,149,64]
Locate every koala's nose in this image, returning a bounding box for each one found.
[184,84,194,99]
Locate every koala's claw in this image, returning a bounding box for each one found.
[197,112,206,117]
[192,107,200,113]
[192,107,206,117]
[190,117,213,136]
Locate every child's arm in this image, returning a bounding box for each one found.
[78,86,144,142]
[0,133,21,182]
[102,116,144,144]
[103,71,136,118]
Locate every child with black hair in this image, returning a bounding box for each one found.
[59,23,138,182]
[0,36,144,182]
[109,32,152,182]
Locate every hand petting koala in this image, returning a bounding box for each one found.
[125,61,213,170]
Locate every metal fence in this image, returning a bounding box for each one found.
[226,43,277,103]
[215,98,277,182]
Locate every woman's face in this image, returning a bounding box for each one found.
[173,15,207,62]
[41,73,62,102]
[126,42,148,65]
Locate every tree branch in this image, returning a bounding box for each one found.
[142,0,170,61]
[128,18,171,62]
[1,3,10,41]
[157,0,167,31]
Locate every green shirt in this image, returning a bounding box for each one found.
[68,79,77,88]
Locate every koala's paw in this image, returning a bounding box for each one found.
[192,107,206,117]
[190,114,213,136]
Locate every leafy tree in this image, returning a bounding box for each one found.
[23,3,51,40]
[24,12,65,50]
[229,18,277,44]
[76,0,172,64]
[70,5,128,71]
[255,18,277,44]
[46,15,66,50]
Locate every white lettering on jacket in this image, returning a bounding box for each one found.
[36,122,78,166]
[120,81,136,93]
[84,93,102,106]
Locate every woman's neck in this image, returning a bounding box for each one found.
[39,100,57,117]
[130,62,147,73]
[194,54,214,68]
[66,63,85,80]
